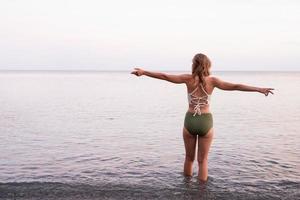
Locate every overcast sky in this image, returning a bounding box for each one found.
[0,0,299,71]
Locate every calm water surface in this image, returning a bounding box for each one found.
[0,71,299,199]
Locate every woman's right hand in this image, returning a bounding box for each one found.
[258,88,274,96]
[131,67,145,76]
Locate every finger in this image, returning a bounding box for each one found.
[269,90,274,94]
[134,67,140,70]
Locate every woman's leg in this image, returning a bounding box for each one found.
[197,128,214,181]
[183,127,197,176]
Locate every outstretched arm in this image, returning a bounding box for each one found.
[211,76,274,96]
[131,67,189,84]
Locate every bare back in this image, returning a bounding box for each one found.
[185,75,214,114]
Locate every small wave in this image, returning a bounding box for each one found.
[266,160,279,165]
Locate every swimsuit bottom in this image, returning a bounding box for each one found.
[184,111,213,137]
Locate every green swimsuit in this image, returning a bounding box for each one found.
[184,84,213,136]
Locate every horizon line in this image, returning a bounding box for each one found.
[0,69,299,73]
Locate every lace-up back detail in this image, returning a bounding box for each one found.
[187,83,211,116]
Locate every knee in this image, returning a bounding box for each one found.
[185,155,195,162]
[197,157,208,165]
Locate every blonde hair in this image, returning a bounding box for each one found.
[192,53,211,86]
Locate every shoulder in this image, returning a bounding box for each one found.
[179,73,192,78]
[206,75,221,84]
[204,75,224,88]
[178,73,193,82]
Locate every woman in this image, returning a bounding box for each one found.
[131,53,274,181]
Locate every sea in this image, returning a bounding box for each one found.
[0,70,299,200]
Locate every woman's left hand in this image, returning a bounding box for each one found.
[131,67,145,76]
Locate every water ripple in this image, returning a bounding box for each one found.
[0,72,299,199]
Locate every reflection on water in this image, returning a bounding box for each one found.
[0,71,299,199]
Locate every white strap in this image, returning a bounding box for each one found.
[193,103,202,116]
[189,86,198,95]
[200,83,209,96]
